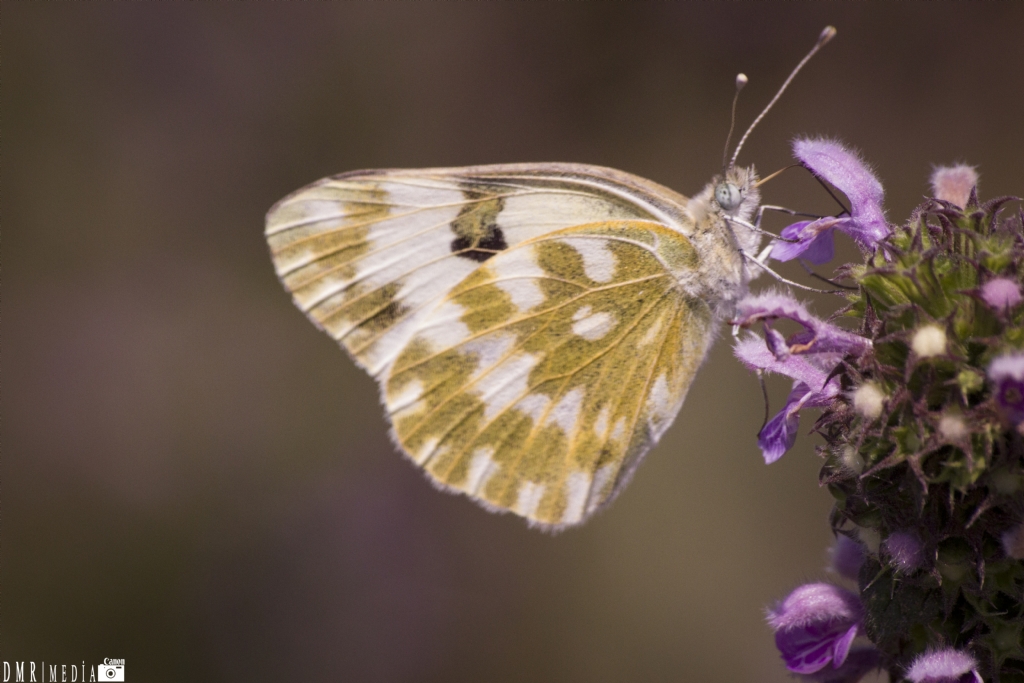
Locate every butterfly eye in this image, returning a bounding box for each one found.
[715,182,743,211]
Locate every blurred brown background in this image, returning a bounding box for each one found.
[4,3,1023,682]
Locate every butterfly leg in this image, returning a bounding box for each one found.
[753,204,821,230]
[741,251,834,294]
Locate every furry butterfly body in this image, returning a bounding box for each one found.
[266,162,762,529]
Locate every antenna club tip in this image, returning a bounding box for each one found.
[819,26,837,43]
[735,73,749,89]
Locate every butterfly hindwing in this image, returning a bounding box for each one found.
[383,221,715,529]
[264,164,693,377]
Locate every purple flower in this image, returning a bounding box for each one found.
[829,535,866,581]
[771,138,889,262]
[883,531,925,573]
[930,164,979,208]
[771,217,842,264]
[906,648,983,683]
[987,353,1024,426]
[734,292,870,357]
[734,292,870,463]
[767,583,864,675]
[980,277,1022,313]
[799,646,880,683]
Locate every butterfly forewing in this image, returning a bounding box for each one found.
[384,222,714,529]
[266,163,730,529]
[264,164,692,377]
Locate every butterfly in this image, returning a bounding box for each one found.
[265,28,835,530]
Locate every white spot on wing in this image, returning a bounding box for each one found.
[461,333,517,382]
[465,448,500,494]
[546,387,586,435]
[571,306,616,341]
[610,418,626,443]
[646,373,674,436]
[593,404,611,437]
[496,192,646,244]
[490,246,546,312]
[639,314,665,346]
[475,351,541,421]
[562,471,592,524]
[515,481,546,517]
[266,199,351,237]
[411,437,440,465]
[416,299,470,349]
[516,393,551,422]
[386,379,424,414]
[561,237,617,283]
[586,463,618,514]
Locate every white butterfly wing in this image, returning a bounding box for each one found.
[267,164,721,528]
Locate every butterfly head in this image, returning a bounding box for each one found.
[714,165,760,222]
[713,165,762,261]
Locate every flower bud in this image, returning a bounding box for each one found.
[937,412,967,441]
[980,277,1022,313]
[930,164,979,208]
[912,325,947,358]
[852,383,885,419]
[883,531,925,573]
[828,535,866,581]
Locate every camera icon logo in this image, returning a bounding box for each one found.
[97,659,125,681]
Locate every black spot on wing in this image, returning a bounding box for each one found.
[449,187,508,262]
[451,228,508,262]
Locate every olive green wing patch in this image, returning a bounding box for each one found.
[383,220,715,530]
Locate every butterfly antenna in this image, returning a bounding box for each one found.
[728,25,836,169]
[721,73,748,172]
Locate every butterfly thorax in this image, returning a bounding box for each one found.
[681,165,762,319]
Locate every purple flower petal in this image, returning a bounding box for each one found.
[768,583,864,675]
[906,648,981,683]
[800,646,881,683]
[988,353,1024,425]
[759,384,808,464]
[735,292,871,357]
[833,623,859,668]
[792,137,889,250]
[771,219,838,264]
[734,337,833,393]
